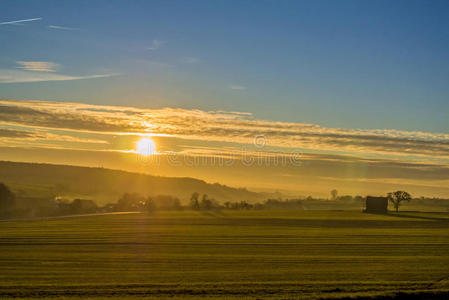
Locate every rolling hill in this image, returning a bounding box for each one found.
[0,161,265,204]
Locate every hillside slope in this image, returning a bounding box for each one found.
[0,161,265,204]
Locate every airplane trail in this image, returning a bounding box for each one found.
[0,17,43,25]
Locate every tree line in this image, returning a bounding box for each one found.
[329,189,412,212]
[0,181,430,219]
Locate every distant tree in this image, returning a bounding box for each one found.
[71,199,97,214]
[387,191,412,212]
[200,194,213,210]
[0,183,15,212]
[330,189,338,201]
[264,198,303,210]
[339,195,353,202]
[239,201,253,210]
[145,197,155,212]
[153,195,181,210]
[190,192,200,210]
[116,193,146,211]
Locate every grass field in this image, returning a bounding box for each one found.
[1,210,449,299]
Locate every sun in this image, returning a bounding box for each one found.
[136,138,156,156]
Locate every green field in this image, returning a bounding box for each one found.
[1,210,449,299]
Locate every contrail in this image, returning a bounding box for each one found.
[48,25,77,31]
[0,17,43,25]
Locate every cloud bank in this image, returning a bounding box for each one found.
[0,99,448,161]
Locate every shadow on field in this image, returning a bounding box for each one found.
[329,291,449,300]
[202,217,449,229]
[1,285,448,299]
[385,212,449,222]
[131,214,449,229]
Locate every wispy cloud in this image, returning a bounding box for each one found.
[0,70,119,83]
[230,85,247,90]
[0,17,42,25]
[0,128,36,138]
[48,25,78,31]
[146,39,166,50]
[0,128,107,144]
[16,61,59,72]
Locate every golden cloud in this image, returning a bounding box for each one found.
[0,99,449,160]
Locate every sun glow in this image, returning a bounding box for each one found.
[136,138,156,156]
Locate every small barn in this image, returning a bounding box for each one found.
[364,196,388,214]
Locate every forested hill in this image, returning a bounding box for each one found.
[0,161,265,204]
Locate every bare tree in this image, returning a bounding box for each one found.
[189,192,200,210]
[387,191,411,212]
[330,189,338,201]
[200,194,213,210]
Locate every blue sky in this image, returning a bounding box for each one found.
[1,1,449,196]
[1,0,449,132]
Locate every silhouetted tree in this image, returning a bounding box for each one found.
[200,194,213,210]
[330,189,338,200]
[0,183,15,212]
[153,195,181,210]
[238,201,253,209]
[145,197,155,212]
[387,191,412,212]
[189,192,200,210]
[71,199,97,214]
[116,193,146,211]
[338,195,353,202]
[265,198,303,210]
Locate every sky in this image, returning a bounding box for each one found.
[1,0,449,197]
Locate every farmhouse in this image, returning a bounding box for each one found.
[364,196,388,214]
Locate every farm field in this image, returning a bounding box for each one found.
[1,210,449,299]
